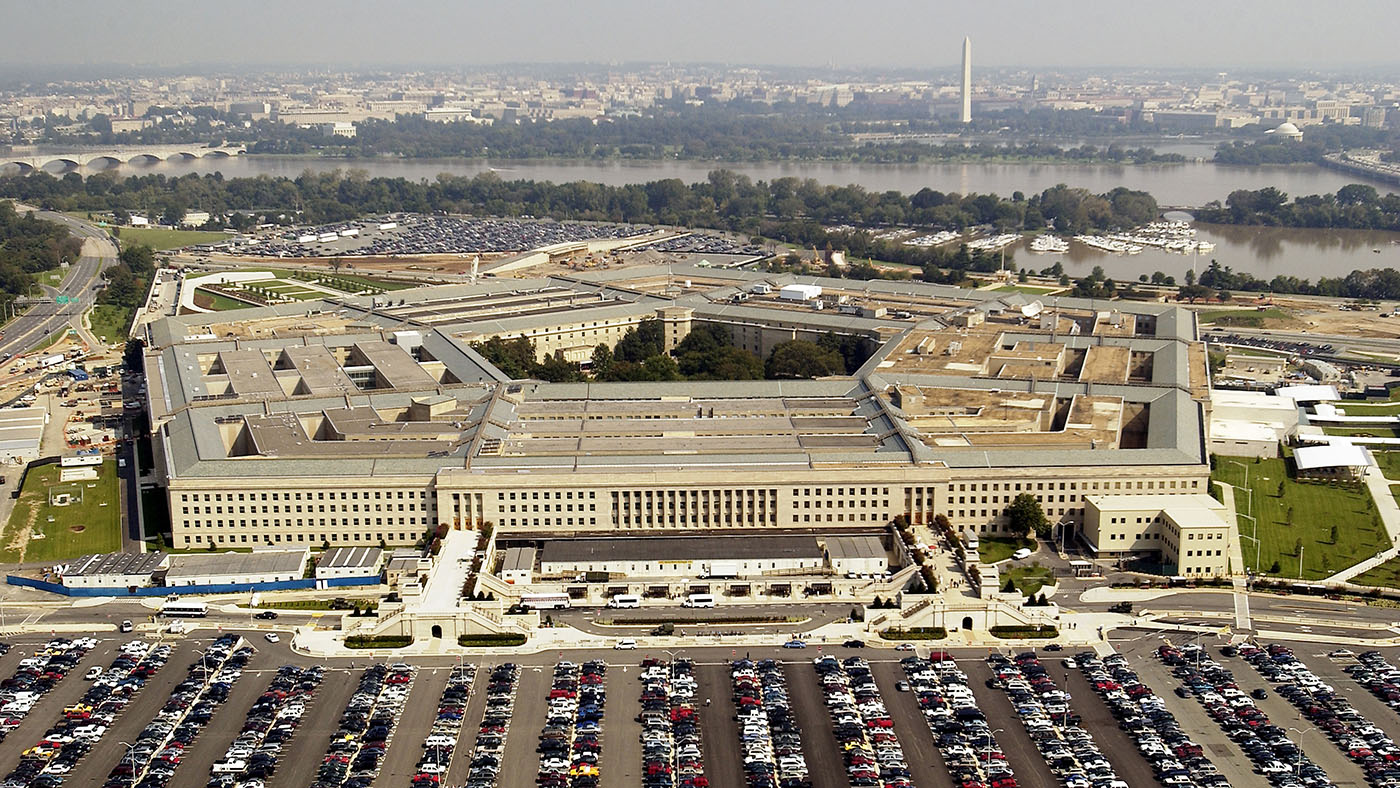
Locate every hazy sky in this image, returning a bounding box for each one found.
[4,0,1396,71]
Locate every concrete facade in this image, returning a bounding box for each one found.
[1082,494,1232,577]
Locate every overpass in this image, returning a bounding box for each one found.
[2,144,247,173]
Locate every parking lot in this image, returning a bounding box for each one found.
[8,631,1400,788]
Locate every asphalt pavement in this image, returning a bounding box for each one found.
[0,208,116,362]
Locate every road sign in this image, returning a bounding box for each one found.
[55,296,72,304]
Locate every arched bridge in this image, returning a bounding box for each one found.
[2,144,247,173]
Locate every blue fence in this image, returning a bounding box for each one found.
[6,574,378,597]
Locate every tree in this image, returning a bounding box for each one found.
[1005,493,1050,539]
[1294,537,1303,557]
[614,319,665,363]
[1269,560,1281,574]
[1329,524,1339,544]
[1286,506,1294,526]
[1002,578,1016,593]
[765,340,844,379]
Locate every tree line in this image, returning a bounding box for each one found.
[473,321,871,383]
[1194,184,1400,231]
[0,201,84,305]
[0,169,1160,237]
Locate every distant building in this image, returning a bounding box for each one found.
[315,122,357,138]
[180,211,211,228]
[1267,121,1304,142]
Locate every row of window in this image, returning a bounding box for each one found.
[183,530,410,545]
[179,490,426,502]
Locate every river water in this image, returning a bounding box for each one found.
[39,154,1400,281]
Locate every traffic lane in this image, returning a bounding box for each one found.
[1216,652,1371,786]
[1298,650,1400,750]
[166,643,278,784]
[378,665,450,783]
[869,660,947,788]
[961,658,1061,788]
[695,661,746,788]
[498,664,547,788]
[1062,659,1166,788]
[36,639,194,787]
[0,638,120,776]
[267,665,358,788]
[599,660,640,788]
[782,660,851,788]
[444,660,490,787]
[1115,641,1270,788]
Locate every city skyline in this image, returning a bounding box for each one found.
[2,0,1397,71]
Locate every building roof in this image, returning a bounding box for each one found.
[1086,493,1230,527]
[316,546,383,570]
[1294,443,1374,471]
[1210,419,1285,443]
[1275,385,1340,403]
[824,535,885,560]
[502,546,535,572]
[539,536,824,564]
[165,549,307,579]
[64,551,170,578]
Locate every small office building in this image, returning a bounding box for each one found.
[59,552,170,589]
[500,547,535,584]
[1083,494,1233,578]
[163,547,309,587]
[824,536,889,575]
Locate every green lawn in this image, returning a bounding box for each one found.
[0,461,121,563]
[193,288,256,311]
[1197,308,1292,328]
[1335,401,1400,416]
[293,271,415,292]
[1212,456,1387,579]
[113,226,227,250]
[978,536,1037,564]
[88,303,132,345]
[1378,453,1400,479]
[1003,564,1056,596]
[1352,554,1400,589]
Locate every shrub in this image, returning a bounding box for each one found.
[457,633,526,647]
[881,626,947,640]
[344,635,412,649]
[989,625,1059,639]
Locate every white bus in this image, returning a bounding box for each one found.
[160,599,209,618]
[520,593,571,611]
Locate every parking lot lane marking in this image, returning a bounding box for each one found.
[869,659,949,788]
[55,640,193,786]
[498,664,548,788]
[695,660,748,788]
[1063,658,1175,788]
[1298,650,1400,751]
[961,659,1060,788]
[266,661,358,788]
[375,664,449,783]
[780,660,853,788]
[1119,645,1271,788]
[600,659,640,788]
[166,644,278,782]
[0,639,113,777]
[1219,650,1372,786]
[444,660,490,788]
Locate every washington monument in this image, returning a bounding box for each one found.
[960,36,972,123]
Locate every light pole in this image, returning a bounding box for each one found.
[1286,727,1315,774]
[984,727,1005,769]
[119,740,136,788]
[1223,459,1254,519]
[1240,532,1262,579]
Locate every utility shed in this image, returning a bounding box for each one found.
[824,535,888,575]
[779,284,823,301]
[500,547,535,584]
[315,546,384,579]
[163,547,308,587]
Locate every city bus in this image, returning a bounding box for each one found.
[520,593,571,610]
[159,599,209,618]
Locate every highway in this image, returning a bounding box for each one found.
[0,206,117,361]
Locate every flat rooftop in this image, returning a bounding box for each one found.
[165,549,307,579]
[540,536,825,564]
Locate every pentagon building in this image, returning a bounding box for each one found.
[141,265,1211,551]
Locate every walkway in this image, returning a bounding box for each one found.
[1323,466,1400,583]
[1213,480,1252,631]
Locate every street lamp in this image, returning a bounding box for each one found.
[984,727,1005,770]
[118,740,136,788]
[1286,727,1316,773]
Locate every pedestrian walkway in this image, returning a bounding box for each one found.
[1323,466,1400,584]
[1213,480,1253,630]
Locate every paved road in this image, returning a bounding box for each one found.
[869,660,948,788]
[1062,657,1169,788]
[166,644,276,784]
[443,662,491,787]
[0,207,116,362]
[962,658,1061,788]
[498,665,546,788]
[781,660,851,788]
[599,661,640,788]
[695,661,745,788]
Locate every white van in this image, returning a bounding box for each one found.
[614,638,638,650]
[682,593,716,608]
[607,594,641,609]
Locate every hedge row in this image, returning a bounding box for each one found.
[989,625,1058,639]
[345,635,413,649]
[881,626,948,641]
[458,633,527,647]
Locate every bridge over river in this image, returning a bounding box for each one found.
[3,144,246,173]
